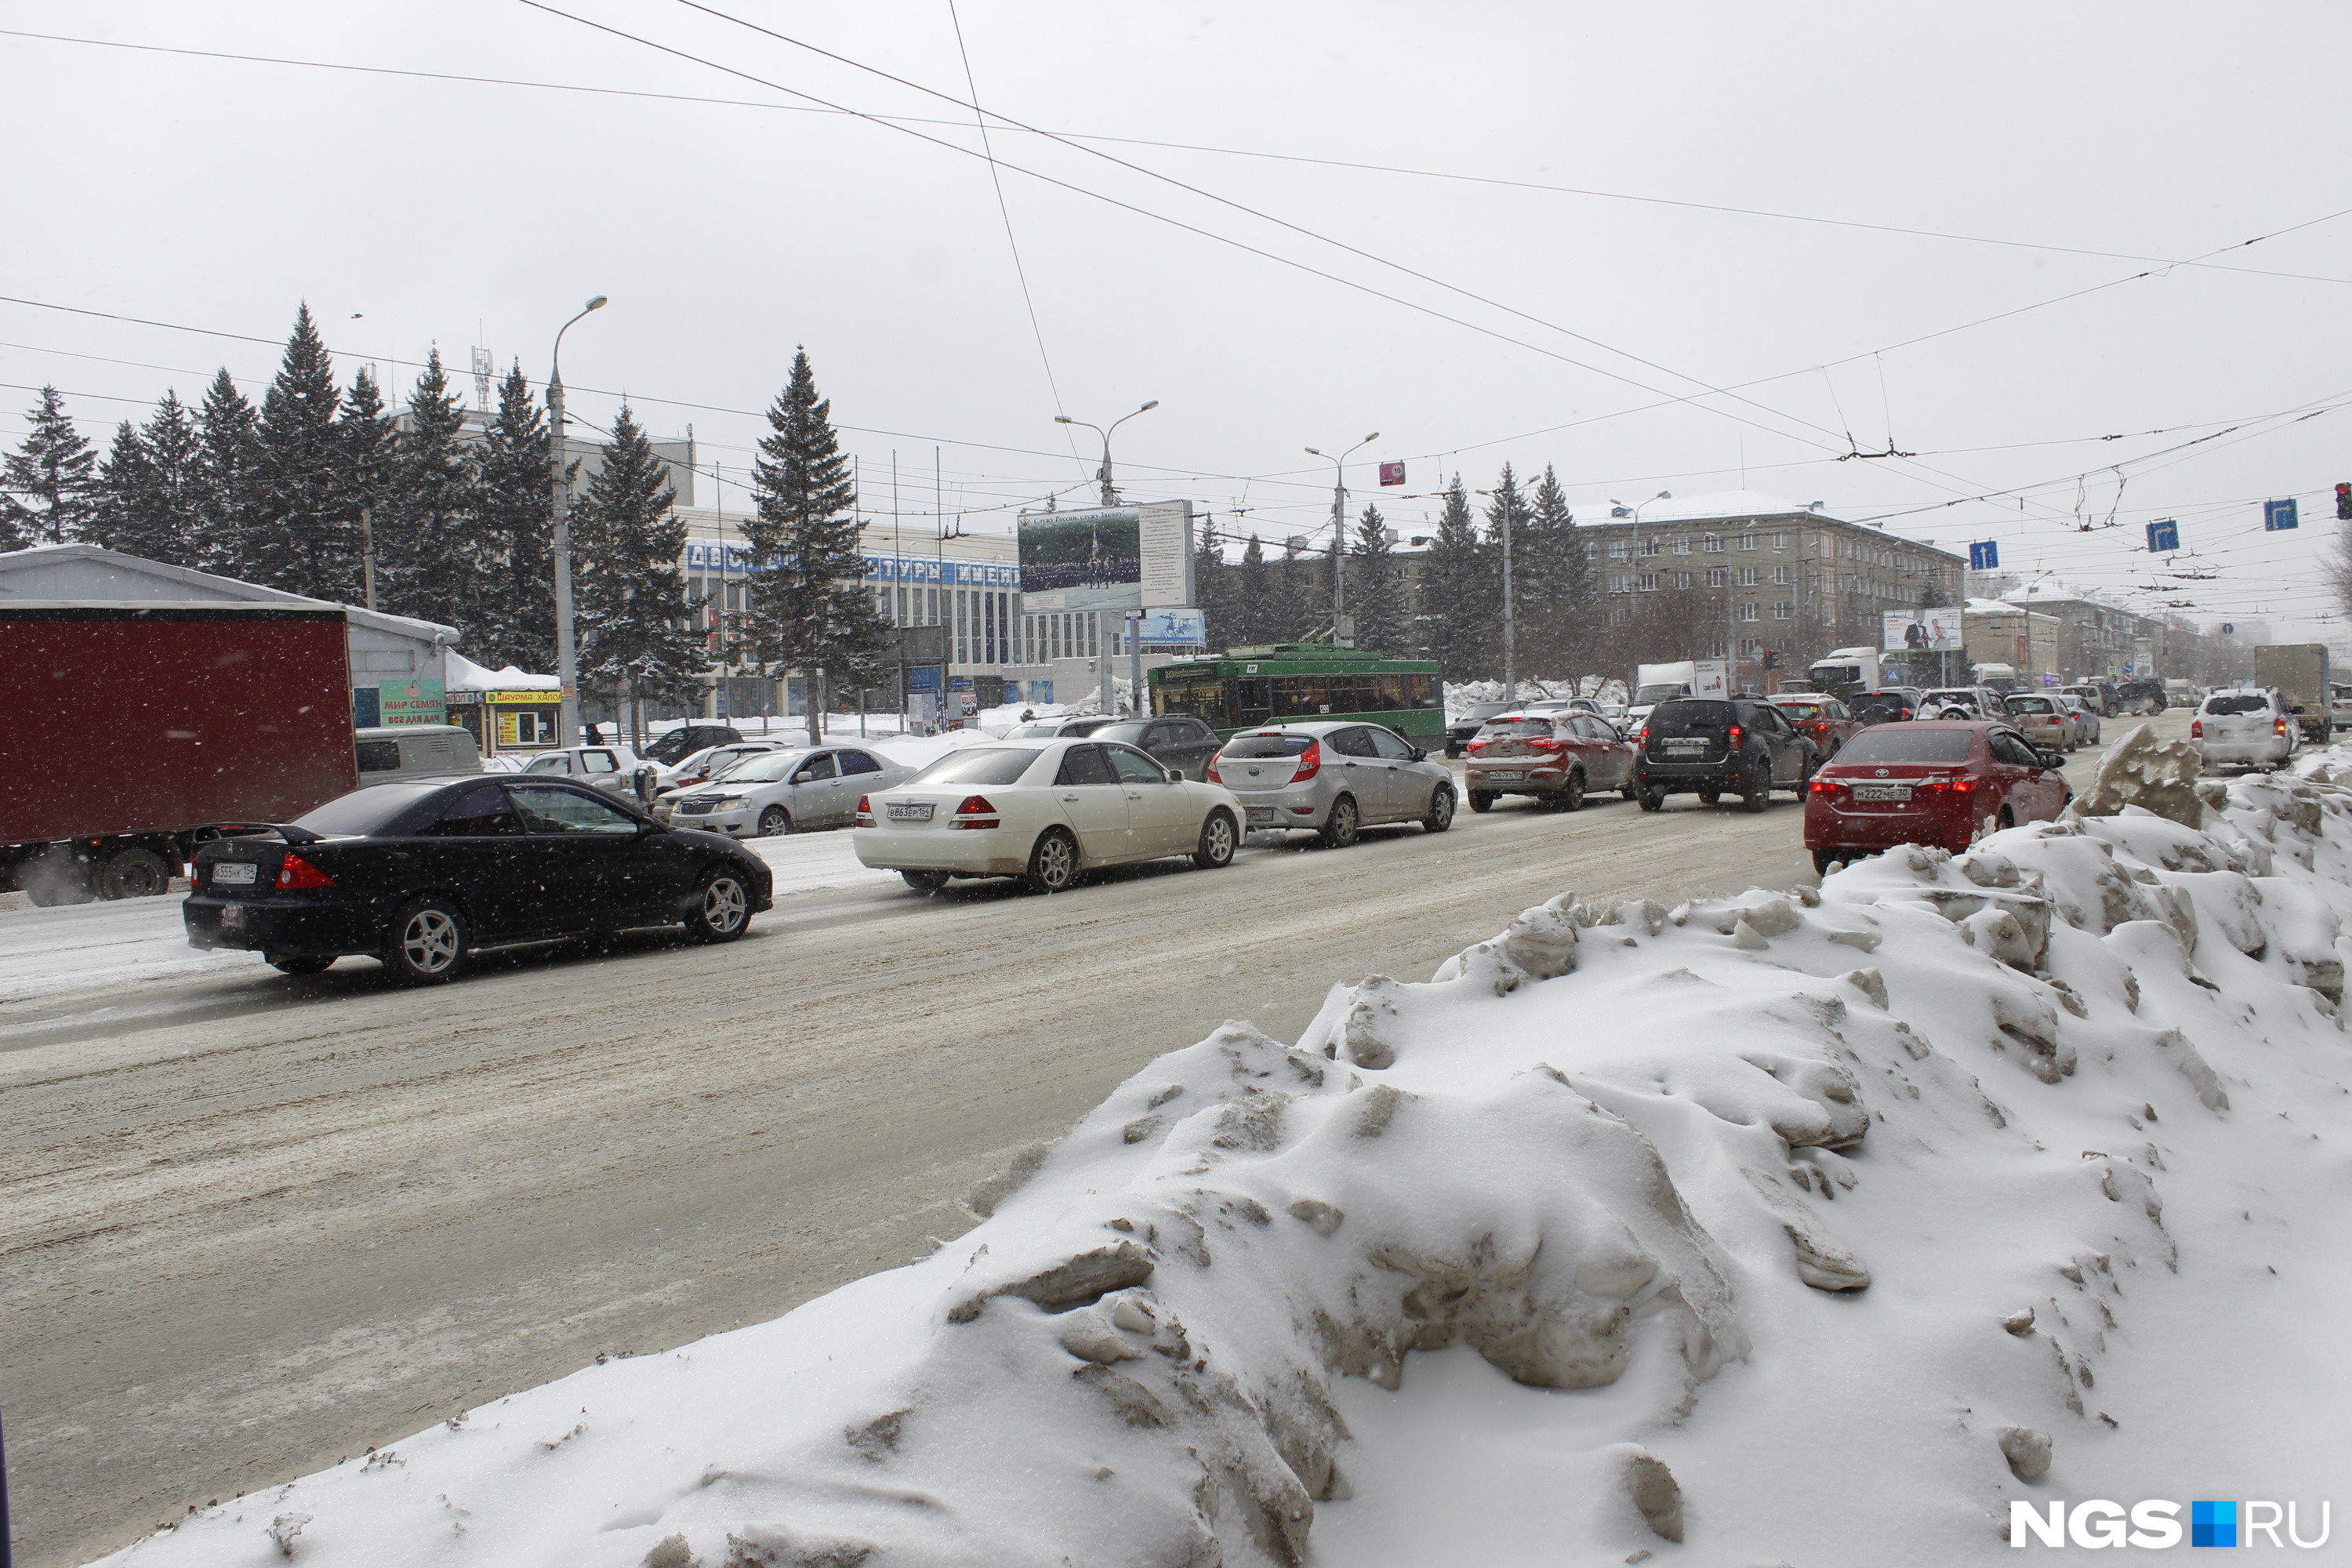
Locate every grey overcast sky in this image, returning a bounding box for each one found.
[6,2,2350,640]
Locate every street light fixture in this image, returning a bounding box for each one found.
[548,294,607,747]
[1305,433,1379,646]
[1055,401,1159,509]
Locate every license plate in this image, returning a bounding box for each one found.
[213,862,257,884]
[1665,739,1707,753]
[887,802,935,822]
[1851,784,1911,802]
[220,903,245,930]
[1486,770,1526,780]
[1246,806,1276,824]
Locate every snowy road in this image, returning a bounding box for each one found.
[0,731,2147,1567]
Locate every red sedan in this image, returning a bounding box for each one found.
[1769,694,1859,757]
[1804,720,2071,874]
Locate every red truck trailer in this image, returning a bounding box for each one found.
[1,601,359,903]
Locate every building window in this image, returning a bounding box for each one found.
[1674,571,1693,590]
[1737,601,1759,622]
[1641,536,1662,557]
[1738,532,1759,551]
[1702,534,1723,554]
[1607,539,1631,559]
[1774,601,1794,619]
[1771,564,1791,586]
[1609,573,1632,594]
[1672,536,1693,555]
[1738,567,1759,587]
[1706,566,1726,588]
[1583,542,1599,561]
[1610,605,1631,626]
[1637,572,1658,592]
[1771,532,1788,550]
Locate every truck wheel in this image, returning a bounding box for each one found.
[267,953,336,975]
[101,847,172,900]
[24,852,96,906]
[383,897,467,985]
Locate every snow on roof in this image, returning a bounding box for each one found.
[446,649,557,689]
[1578,489,1838,525]
[0,543,459,641]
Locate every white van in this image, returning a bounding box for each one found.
[354,724,484,783]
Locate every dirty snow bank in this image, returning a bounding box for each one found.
[101,768,2352,1566]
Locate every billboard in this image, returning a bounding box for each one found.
[1882,610,1962,652]
[1135,607,1207,648]
[1017,502,1193,613]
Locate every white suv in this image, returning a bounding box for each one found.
[2192,690,2296,771]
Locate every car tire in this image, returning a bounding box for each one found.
[267,953,336,975]
[1620,781,1638,801]
[1193,811,1238,869]
[757,805,791,837]
[383,897,467,985]
[686,867,753,941]
[1468,789,1495,813]
[1445,743,1461,760]
[1423,786,1455,833]
[1697,788,1722,805]
[100,847,172,900]
[1557,771,1586,811]
[1997,805,2016,831]
[1742,765,1769,813]
[1637,783,1666,813]
[902,869,951,892]
[1320,795,1361,848]
[1812,848,1846,877]
[1025,827,1081,894]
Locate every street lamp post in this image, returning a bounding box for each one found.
[548,294,607,747]
[1306,433,1379,647]
[1055,401,1159,510]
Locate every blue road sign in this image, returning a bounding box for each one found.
[2147,518,2180,553]
[2265,498,2300,532]
[2222,623,2235,634]
[1968,540,2000,571]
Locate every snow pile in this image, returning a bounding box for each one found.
[1446,677,1628,720]
[97,769,2352,1566]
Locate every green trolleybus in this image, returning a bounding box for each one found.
[1146,645,1444,744]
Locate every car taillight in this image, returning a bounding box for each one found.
[1206,756,1223,784]
[950,794,1000,829]
[275,853,335,890]
[1465,739,1487,753]
[855,794,875,826]
[2276,717,2288,736]
[1809,776,1840,794]
[1727,724,1742,749]
[1530,737,1566,753]
[1292,742,1323,781]
[2190,720,2202,739]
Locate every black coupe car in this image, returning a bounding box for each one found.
[184,777,774,983]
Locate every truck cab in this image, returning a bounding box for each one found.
[1806,647,1881,700]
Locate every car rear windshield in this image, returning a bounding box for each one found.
[1090,723,1149,745]
[2204,694,2272,715]
[1632,684,1686,706]
[1835,729,1975,764]
[909,748,1044,786]
[1476,719,1556,739]
[292,783,448,837]
[1852,695,1909,713]
[1775,702,1824,720]
[1003,724,1061,739]
[2007,697,2055,713]
[1222,734,1316,757]
[1646,700,1733,734]
[1461,702,1513,721]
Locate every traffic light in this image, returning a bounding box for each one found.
[1762,649,1779,670]
[2337,482,2351,521]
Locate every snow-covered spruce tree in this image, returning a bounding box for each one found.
[1482,464,1535,688]
[194,368,263,577]
[382,350,477,633]
[252,305,354,601]
[1421,473,1490,682]
[1235,533,1272,644]
[1272,539,1316,641]
[1349,503,1410,655]
[337,367,397,608]
[1518,463,1588,680]
[470,365,557,672]
[1192,520,1231,648]
[573,405,703,742]
[742,350,891,746]
[1,384,100,548]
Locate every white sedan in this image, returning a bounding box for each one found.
[853,738,1245,893]
[667,744,913,836]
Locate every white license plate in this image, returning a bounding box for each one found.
[1851,784,1911,802]
[1665,739,1707,752]
[219,903,245,930]
[213,862,258,885]
[1246,806,1277,825]
[887,802,935,822]
[1486,770,1526,780]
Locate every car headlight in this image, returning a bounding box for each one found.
[718,796,746,809]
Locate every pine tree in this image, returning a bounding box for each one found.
[1422,474,1489,681]
[381,350,476,631]
[573,405,703,742]
[1518,463,1587,678]
[252,304,353,599]
[2,385,101,548]
[471,365,556,670]
[1483,465,1534,688]
[1272,539,1316,641]
[1350,503,1409,653]
[338,367,397,609]
[1192,520,1230,650]
[742,350,892,745]
[1236,534,1271,644]
[194,368,263,577]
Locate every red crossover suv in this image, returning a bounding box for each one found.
[1804,720,2071,875]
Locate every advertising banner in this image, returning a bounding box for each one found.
[1693,659,1729,699]
[1882,610,1962,652]
[1378,460,1406,487]
[1136,607,1208,648]
[377,677,447,725]
[1018,502,1192,612]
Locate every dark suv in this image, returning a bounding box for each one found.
[1634,697,1818,812]
[643,723,746,766]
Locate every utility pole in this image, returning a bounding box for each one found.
[1501,506,1515,695]
[1306,432,1378,647]
[547,295,607,748]
[1054,401,1159,509]
[359,506,377,611]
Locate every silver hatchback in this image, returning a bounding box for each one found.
[1207,720,1456,844]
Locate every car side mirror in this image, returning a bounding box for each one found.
[2038,749,2065,768]
[1163,766,1181,783]
[2291,704,2307,714]
[1408,746,1427,762]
